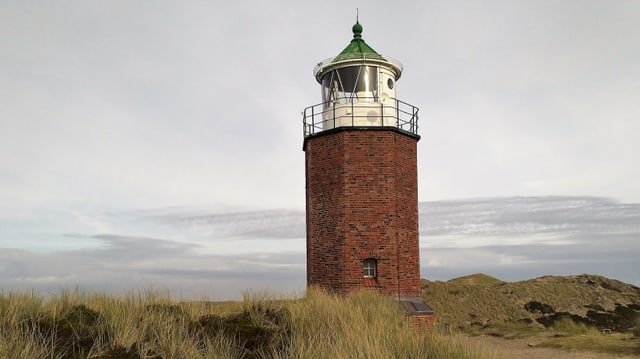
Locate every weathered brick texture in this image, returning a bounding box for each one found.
[304,128,420,297]
[408,314,437,332]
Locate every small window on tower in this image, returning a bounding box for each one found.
[363,258,377,278]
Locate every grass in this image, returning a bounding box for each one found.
[0,288,497,359]
[422,273,640,330]
[455,314,640,356]
[538,318,640,356]
[548,317,601,336]
[466,321,543,340]
[423,273,640,357]
[541,333,640,356]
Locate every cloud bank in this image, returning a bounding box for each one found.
[419,197,640,284]
[1,196,638,299]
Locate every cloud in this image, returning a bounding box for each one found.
[420,196,640,238]
[1,1,639,298]
[0,234,305,299]
[419,197,640,285]
[2,1,639,215]
[136,208,307,240]
[1,196,638,298]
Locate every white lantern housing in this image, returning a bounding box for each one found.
[303,22,418,137]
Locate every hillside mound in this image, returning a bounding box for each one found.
[421,274,640,332]
[448,273,505,286]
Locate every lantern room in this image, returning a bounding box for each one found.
[303,21,418,137]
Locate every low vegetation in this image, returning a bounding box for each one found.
[536,317,639,356]
[422,273,640,356]
[422,273,640,330]
[0,288,497,359]
[3,273,638,358]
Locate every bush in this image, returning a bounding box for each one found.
[524,301,555,314]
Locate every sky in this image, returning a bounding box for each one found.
[1,1,639,299]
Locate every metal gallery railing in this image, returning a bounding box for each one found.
[302,97,419,138]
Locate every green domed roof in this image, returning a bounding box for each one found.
[332,21,386,63]
[313,21,403,82]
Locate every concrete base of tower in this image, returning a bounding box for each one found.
[397,297,436,331]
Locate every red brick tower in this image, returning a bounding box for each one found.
[303,21,433,322]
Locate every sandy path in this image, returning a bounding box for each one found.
[462,335,638,359]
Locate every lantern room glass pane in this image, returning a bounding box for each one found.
[321,65,378,107]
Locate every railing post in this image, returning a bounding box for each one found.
[396,99,400,128]
[333,101,336,129]
[311,106,315,136]
[351,98,354,127]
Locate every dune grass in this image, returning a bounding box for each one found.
[0,288,497,359]
[534,317,640,356]
[423,273,640,357]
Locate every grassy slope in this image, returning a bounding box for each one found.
[421,273,640,329]
[421,273,640,356]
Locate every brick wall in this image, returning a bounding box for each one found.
[304,128,420,297]
[408,313,437,331]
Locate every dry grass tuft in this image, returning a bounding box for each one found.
[0,288,497,359]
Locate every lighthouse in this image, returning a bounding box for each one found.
[303,20,433,324]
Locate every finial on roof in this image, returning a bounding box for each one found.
[352,21,363,40]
